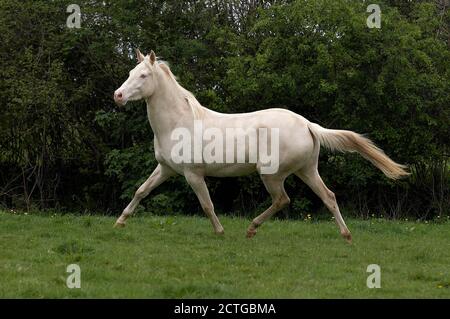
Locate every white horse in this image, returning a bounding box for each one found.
[113,49,409,243]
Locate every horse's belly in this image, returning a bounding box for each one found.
[204,163,256,177]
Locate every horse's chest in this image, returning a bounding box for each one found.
[154,141,166,164]
[153,137,173,166]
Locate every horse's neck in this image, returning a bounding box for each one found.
[145,76,195,139]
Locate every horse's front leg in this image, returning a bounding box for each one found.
[184,171,224,235]
[114,164,174,227]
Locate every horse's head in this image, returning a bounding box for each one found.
[114,49,158,106]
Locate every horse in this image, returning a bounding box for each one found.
[113,49,409,243]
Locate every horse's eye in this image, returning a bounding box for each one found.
[140,74,146,79]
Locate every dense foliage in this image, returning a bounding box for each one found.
[0,0,449,218]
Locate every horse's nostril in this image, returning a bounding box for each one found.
[117,92,123,99]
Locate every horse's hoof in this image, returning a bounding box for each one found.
[215,227,225,235]
[114,221,126,228]
[246,228,257,238]
[342,232,352,244]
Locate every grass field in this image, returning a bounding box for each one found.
[0,210,449,298]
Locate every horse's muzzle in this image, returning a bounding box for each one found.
[114,91,126,106]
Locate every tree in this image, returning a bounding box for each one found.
[0,0,448,218]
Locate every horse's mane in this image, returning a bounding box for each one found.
[157,60,204,120]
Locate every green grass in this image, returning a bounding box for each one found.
[0,210,449,298]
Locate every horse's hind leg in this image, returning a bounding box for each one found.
[247,175,290,238]
[295,168,352,243]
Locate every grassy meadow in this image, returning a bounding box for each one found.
[0,211,449,298]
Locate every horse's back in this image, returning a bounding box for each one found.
[203,107,310,130]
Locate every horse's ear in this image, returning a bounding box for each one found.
[135,48,144,63]
[149,50,156,65]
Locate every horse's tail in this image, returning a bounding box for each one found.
[307,122,410,180]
